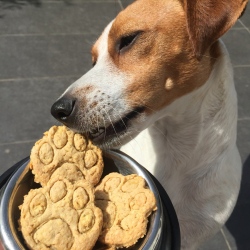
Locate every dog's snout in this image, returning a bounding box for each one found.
[51,97,75,122]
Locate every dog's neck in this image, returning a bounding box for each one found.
[121,40,238,188]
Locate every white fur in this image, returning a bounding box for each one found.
[62,22,135,136]
[121,42,241,249]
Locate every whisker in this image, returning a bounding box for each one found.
[96,113,100,133]
[103,108,124,148]
[100,112,107,146]
[106,109,123,148]
[110,107,149,158]
[77,114,86,134]
[132,100,157,114]
[111,107,128,132]
[115,103,169,145]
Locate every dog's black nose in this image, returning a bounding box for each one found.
[51,97,75,122]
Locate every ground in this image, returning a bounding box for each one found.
[0,0,249,249]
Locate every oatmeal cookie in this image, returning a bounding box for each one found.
[19,178,103,250]
[95,173,157,248]
[30,126,103,186]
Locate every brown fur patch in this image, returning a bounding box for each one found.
[184,0,249,58]
[91,0,242,115]
[105,0,217,113]
[91,42,99,65]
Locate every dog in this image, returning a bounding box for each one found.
[50,0,248,249]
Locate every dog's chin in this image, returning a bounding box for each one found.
[80,124,139,148]
[90,129,139,149]
[66,106,146,149]
[68,123,140,149]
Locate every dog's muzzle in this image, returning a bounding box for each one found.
[51,97,76,126]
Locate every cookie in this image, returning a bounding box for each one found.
[30,126,103,186]
[19,178,103,250]
[95,173,157,248]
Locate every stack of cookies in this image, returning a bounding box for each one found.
[19,126,157,250]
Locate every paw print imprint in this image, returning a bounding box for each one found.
[95,173,157,248]
[30,126,104,186]
[20,178,103,250]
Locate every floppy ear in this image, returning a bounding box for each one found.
[184,0,248,59]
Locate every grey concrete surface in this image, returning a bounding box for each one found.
[0,1,249,249]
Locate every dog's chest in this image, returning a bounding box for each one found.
[120,128,162,173]
[120,127,183,197]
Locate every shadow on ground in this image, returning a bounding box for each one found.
[0,0,42,9]
[226,154,250,249]
[0,0,74,18]
[0,0,41,18]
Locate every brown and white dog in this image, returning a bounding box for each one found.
[51,0,248,249]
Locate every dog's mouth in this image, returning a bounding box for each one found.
[88,106,145,144]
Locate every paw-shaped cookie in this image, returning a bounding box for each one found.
[30,126,103,186]
[95,173,157,248]
[19,178,103,250]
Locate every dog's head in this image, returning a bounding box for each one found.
[51,0,248,148]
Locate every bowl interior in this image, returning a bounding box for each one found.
[6,150,162,250]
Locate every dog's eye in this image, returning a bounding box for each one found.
[118,32,141,53]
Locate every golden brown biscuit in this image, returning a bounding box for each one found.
[19,178,103,250]
[30,126,103,186]
[95,173,157,248]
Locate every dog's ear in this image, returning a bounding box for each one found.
[184,0,248,59]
